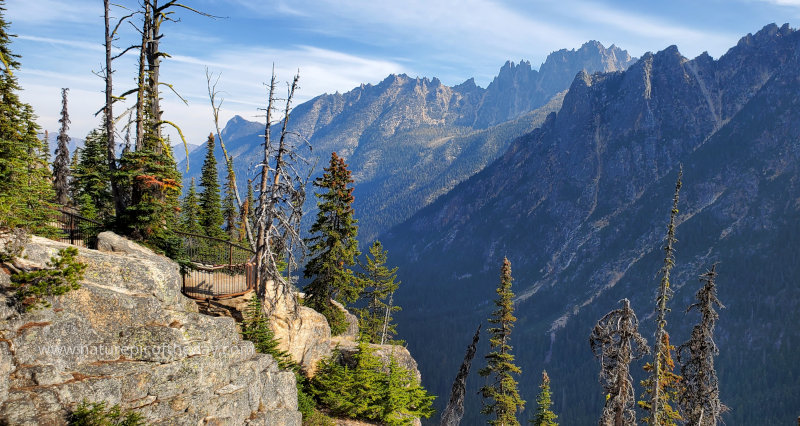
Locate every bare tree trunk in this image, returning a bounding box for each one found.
[103,0,124,216]
[441,324,481,426]
[135,0,150,150]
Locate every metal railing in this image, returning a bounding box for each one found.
[53,207,256,300]
[53,208,103,249]
[175,231,256,300]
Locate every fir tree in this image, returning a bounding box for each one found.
[72,128,114,222]
[312,350,355,415]
[678,264,726,425]
[357,240,401,345]
[197,133,225,239]
[590,299,649,426]
[381,353,435,425]
[52,87,71,205]
[179,178,202,235]
[479,257,525,426]
[646,167,683,425]
[0,3,56,235]
[303,152,361,335]
[240,292,294,370]
[531,371,558,426]
[238,179,255,243]
[222,161,238,241]
[350,339,385,420]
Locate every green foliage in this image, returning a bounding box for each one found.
[479,258,525,426]
[381,354,435,425]
[240,293,296,370]
[530,371,558,426]
[116,143,181,257]
[198,134,225,239]
[356,240,402,345]
[53,87,71,206]
[72,128,114,222]
[179,178,203,235]
[0,6,57,236]
[11,247,86,311]
[311,343,435,424]
[68,400,144,426]
[303,152,361,335]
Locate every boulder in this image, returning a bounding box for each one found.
[0,233,301,425]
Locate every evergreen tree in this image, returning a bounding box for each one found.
[240,292,294,370]
[53,87,71,206]
[646,167,683,425]
[222,161,238,241]
[678,264,726,425]
[41,130,50,164]
[197,133,225,239]
[531,371,558,426]
[0,3,56,235]
[71,128,114,222]
[479,257,525,426]
[590,299,649,426]
[357,240,401,345]
[179,178,202,235]
[303,152,361,335]
[350,339,385,420]
[312,350,355,415]
[381,353,435,425]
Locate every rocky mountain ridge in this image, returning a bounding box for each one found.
[383,23,800,424]
[180,40,634,241]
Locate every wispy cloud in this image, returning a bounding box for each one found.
[5,0,98,25]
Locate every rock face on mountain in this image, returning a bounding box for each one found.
[384,23,800,424]
[181,41,633,241]
[0,233,301,425]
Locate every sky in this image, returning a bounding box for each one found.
[5,0,800,145]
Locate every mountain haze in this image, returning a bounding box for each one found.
[383,23,800,424]
[180,41,635,241]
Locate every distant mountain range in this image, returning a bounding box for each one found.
[382,23,800,424]
[179,41,635,241]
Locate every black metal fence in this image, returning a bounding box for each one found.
[53,208,256,300]
[53,208,103,249]
[175,231,256,300]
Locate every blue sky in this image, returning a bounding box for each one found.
[6,0,799,145]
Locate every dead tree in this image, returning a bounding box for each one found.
[100,0,134,215]
[678,264,726,425]
[441,324,481,426]
[53,88,71,205]
[650,166,682,423]
[207,69,255,249]
[590,299,650,426]
[254,71,312,313]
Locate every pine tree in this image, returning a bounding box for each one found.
[357,240,401,345]
[646,167,683,425]
[179,178,202,235]
[238,179,255,243]
[677,264,726,425]
[241,292,294,370]
[222,161,238,241]
[303,152,361,335]
[350,339,385,420]
[312,350,355,415]
[381,353,435,425]
[71,128,114,222]
[590,299,649,426]
[0,3,56,235]
[52,87,71,206]
[480,257,525,426]
[531,371,558,425]
[197,133,225,239]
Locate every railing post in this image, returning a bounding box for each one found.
[229,244,233,267]
[68,213,75,245]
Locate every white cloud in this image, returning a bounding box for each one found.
[5,0,98,25]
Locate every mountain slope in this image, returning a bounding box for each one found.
[382,23,800,424]
[180,41,633,241]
